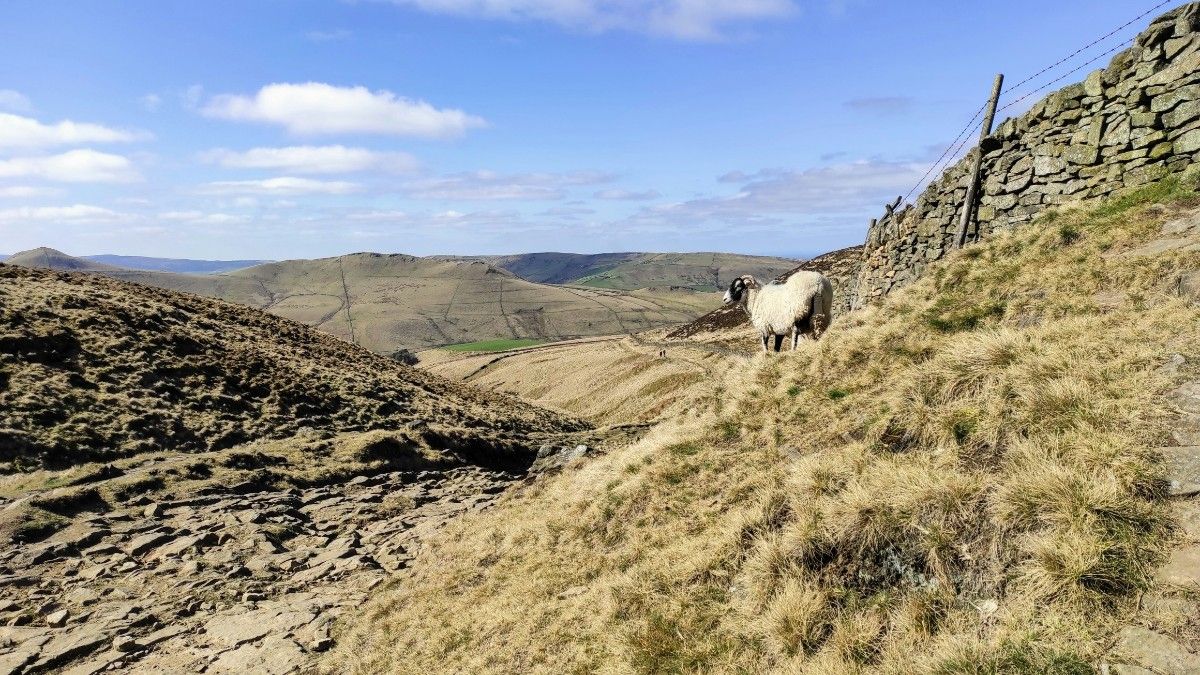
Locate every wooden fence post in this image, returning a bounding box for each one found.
[954,73,1005,249]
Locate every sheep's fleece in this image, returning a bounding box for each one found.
[725,270,833,339]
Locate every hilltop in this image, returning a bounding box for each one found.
[446,251,799,291]
[5,247,125,273]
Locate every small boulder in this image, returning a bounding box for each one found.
[45,609,68,627]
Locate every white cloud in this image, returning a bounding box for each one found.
[200,145,418,174]
[159,210,249,225]
[385,0,797,40]
[0,113,148,150]
[539,205,596,218]
[405,170,613,200]
[346,209,410,221]
[0,90,32,113]
[0,185,61,198]
[202,82,486,138]
[593,188,661,200]
[627,159,925,231]
[199,176,362,195]
[0,149,141,183]
[0,204,122,223]
[140,93,163,112]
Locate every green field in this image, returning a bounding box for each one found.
[441,338,546,352]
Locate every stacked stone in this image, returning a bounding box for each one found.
[852,2,1200,308]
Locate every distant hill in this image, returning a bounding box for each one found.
[5,248,719,353]
[443,252,799,291]
[85,254,269,274]
[6,247,126,272]
[4,248,267,274]
[0,262,584,471]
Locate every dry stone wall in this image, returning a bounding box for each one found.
[852,2,1200,307]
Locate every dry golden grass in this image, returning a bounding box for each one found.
[330,175,1200,674]
[421,336,734,425]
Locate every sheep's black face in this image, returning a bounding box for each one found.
[724,278,745,303]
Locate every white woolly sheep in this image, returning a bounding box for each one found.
[723,271,833,352]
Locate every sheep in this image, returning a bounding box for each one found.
[723,271,833,352]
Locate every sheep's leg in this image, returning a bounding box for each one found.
[761,333,770,353]
[792,328,800,350]
[773,334,784,352]
[809,295,827,340]
[812,314,828,340]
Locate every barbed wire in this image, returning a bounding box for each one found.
[996,38,1134,114]
[999,0,1173,101]
[895,0,1171,208]
[900,103,988,203]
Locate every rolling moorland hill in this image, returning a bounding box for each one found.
[6,249,719,353]
[332,177,1200,673]
[445,251,799,291]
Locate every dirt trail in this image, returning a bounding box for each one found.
[1103,212,1200,674]
[1105,369,1200,673]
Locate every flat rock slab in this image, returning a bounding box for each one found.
[1162,211,1200,236]
[1162,446,1200,497]
[208,635,308,674]
[125,531,176,557]
[203,604,317,648]
[1157,545,1200,588]
[1177,500,1200,540]
[1113,626,1200,674]
[1120,237,1200,258]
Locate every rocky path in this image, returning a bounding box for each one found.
[0,466,519,674]
[1106,369,1200,674]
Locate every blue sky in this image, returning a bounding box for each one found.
[0,0,1170,259]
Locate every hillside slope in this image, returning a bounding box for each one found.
[419,333,742,426]
[332,178,1200,673]
[0,263,586,473]
[450,251,799,291]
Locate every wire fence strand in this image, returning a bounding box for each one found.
[896,0,1170,207]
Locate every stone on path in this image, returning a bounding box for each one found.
[1161,446,1200,496]
[207,635,308,675]
[1112,626,1200,674]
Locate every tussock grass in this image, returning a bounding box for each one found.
[331,176,1200,673]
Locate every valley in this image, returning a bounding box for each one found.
[4,3,1200,674]
[4,248,725,354]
